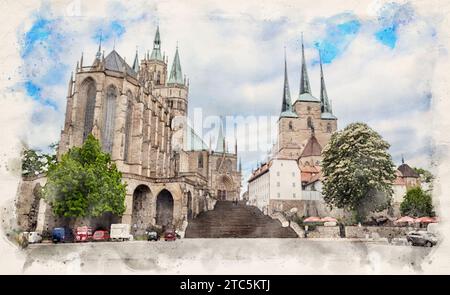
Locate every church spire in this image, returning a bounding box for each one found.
[280,48,298,118]
[132,49,139,73]
[299,34,311,95]
[216,118,225,153]
[319,51,332,114]
[168,45,184,85]
[150,26,163,61]
[96,31,102,60]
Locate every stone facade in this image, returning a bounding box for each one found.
[16,27,241,234]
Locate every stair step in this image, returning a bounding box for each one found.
[185,201,297,238]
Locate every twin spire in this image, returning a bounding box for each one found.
[280,48,298,118]
[280,35,335,119]
[299,34,311,95]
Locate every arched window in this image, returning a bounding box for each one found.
[102,85,117,153]
[198,153,203,168]
[124,91,133,161]
[307,117,313,129]
[82,78,96,141]
[327,122,332,133]
[157,71,161,85]
[288,121,293,131]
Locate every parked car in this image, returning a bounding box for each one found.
[147,231,159,241]
[164,229,177,241]
[406,231,438,247]
[27,231,43,244]
[110,224,134,242]
[92,230,110,242]
[75,226,93,242]
[52,227,74,243]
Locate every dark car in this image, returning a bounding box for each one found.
[164,230,177,241]
[52,227,74,243]
[92,230,110,242]
[406,231,438,247]
[147,231,159,241]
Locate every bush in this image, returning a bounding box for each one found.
[400,187,434,217]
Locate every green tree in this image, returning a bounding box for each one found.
[21,144,57,177]
[400,187,434,217]
[43,134,126,218]
[321,122,396,222]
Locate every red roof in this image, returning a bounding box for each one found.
[300,135,322,158]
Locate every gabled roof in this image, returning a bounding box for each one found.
[300,135,322,157]
[104,50,137,77]
[398,163,419,178]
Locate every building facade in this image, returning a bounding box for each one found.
[248,40,338,216]
[16,27,241,234]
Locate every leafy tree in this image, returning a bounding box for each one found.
[321,122,396,222]
[413,167,433,183]
[21,144,57,177]
[400,187,434,217]
[43,134,126,218]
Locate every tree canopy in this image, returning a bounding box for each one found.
[21,143,57,177]
[321,122,396,222]
[43,135,126,218]
[400,187,434,217]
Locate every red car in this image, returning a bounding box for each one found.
[164,230,177,241]
[75,226,93,242]
[92,230,110,242]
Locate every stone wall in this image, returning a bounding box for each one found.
[307,226,340,238]
[344,226,415,239]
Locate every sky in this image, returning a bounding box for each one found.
[1,0,441,187]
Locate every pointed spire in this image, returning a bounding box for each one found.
[280,48,298,118]
[132,48,139,73]
[150,26,163,61]
[96,31,102,60]
[402,154,405,164]
[319,50,332,114]
[168,45,184,85]
[299,33,311,95]
[216,118,225,153]
[80,52,84,69]
[239,158,242,172]
[67,72,73,97]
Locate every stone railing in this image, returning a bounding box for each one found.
[270,212,289,227]
[289,221,305,238]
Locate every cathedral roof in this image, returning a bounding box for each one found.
[186,126,208,151]
[104,50,137,77]
[168,46,184,85]
[300,135,322,157]
[297,92,320,103]
[398,163,419,178]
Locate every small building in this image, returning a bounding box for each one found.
[247,159,303,215]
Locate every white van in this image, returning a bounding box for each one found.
[110,224,134,241]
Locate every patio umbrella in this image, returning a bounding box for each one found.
[414,217,436,223]
[394,216,415,224]
[303,216,322,223]
[321,217,337,223]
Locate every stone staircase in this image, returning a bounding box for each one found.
[184,201,297,238]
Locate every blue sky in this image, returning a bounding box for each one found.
[15,0,438,181]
